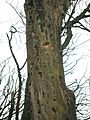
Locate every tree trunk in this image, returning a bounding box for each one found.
[22,0,77,120]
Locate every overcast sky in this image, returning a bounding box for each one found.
[0,0,26,66]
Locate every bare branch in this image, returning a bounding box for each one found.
[71,3,90,25]
[8,91,15,120]
[62,22,73,50]
[20,58,27,70]
[6,26,22,120]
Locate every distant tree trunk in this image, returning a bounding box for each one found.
[22,0,77,120]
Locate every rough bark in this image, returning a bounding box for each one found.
[22,0,77,120]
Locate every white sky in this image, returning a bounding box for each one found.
[0,0,26,65]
